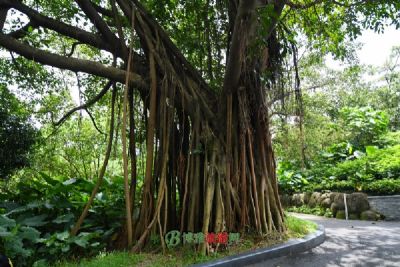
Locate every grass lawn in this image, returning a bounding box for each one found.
[50,215,316,267]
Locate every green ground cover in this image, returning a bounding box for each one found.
[50,215,316,267]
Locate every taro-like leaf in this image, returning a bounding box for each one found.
[5,205,29,216]
[73,237,89,248]
[0,215,16,228]
[52,213,75,224]
[0,226,13,237]
[19,226,41,242]
[20,214,48,227]
[61,244,71,252]
[62,178,77,185]
[39,172,59,186]
[33,259,48,267]
[55,231,70,241]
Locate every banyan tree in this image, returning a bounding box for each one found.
[1,0,399,252]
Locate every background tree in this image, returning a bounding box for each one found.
[0,84,37,179]
[272,43,400,196]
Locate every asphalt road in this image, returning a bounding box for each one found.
[248,213,400,267]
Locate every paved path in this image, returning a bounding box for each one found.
[249,213,400,267]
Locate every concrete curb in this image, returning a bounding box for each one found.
[191,224,325,267]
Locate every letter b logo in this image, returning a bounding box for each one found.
[165,230,181,248]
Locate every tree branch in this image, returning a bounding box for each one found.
[55,81,113,126]
[92,2,114,17]
[285,0,324,9]
[285,0,370,9]
[75,0,127,58]
[0,0,122,57]
[7,21,37,39]
[0,7,8,30]
[0,33,146,87]
[120,0,215,98]
[115,0,219,133]
[268,82,332,106]
[85,107,105,135]
[66,42,82,57]
[111,0,127,56]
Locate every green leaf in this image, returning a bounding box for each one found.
[5,237,32,258]
[19,226,41,242]
[74,178,95,192]
[55,231,70,241]
[366,146,379,155]
[0,226,13,237]
[90,242,100,247]
[52,213,75,224]
[39,172,59,186]
[62,178,76,185]
[33,259,48,267]
[27,201,45,209]
[20,214,48,227]
[5,205,29,216]
[353,150,365,159]
[0,215,16,228]
[61,244,71,252]
[322,152,334,158]
[73,237,89,248]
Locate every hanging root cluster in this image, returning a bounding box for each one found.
[129,2,284,253]
[72,0,285,254]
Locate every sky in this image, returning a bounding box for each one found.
[327,25,400,69]
[358,26,400,66]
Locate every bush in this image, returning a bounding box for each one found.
[308,179,400,196]
[311,180,355,192]
[0,173,125,266]
[0,86,37,179]
[375,131,400,147]
[367,145,400,178]
[277,118,399,196]
[307,143,400,193]
[363,179,400,195]
[277,161,309,193]
[340,107,389,149]
[332,158,368,180]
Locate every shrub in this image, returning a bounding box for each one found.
[320,142,355,163]
[277,108,399,196]
[375,131,400,147]
[0,173,125,266]
[277,161,309,193]
[340,107,389,149]
[309,179,400,196]
[311,180,355,192]
[311,144,400,191]
[332,158,368,180]
[367,145,400,178]
[363,179,400,195]
[0,86,37,179]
